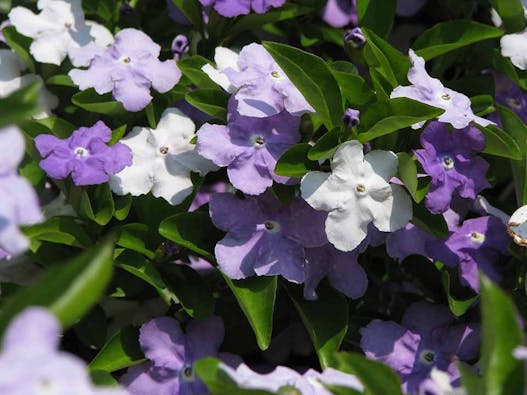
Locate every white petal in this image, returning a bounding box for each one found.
[325,198,371,252]
[364,150,398,182]
[202,64,236,92]
[86,20,113,46]
[501,29,527,70]
[215,47,239,71]
[331,140,365,179]
[151,158,193,205]
[8,6,56,38]
[370,184,413,232]
[508,204,527,247]
[30,33,70,65]
[301,171,349,212]
[0,126,25,174]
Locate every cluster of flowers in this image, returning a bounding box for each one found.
[2,0,527,394]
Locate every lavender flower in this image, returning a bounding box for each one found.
[199,0,286,18]
[121,316,239,395]
[432,216,509,292]
[223,43,314,118]
[321,0,357,28]
[35,121,132,186]
[69,28,181,112]
[344,27,366,48]
[171,34,189,60]
[361,302,479,394]
[385,223,437,262]
[493,73,527,124]
[342,107,361,127]
[197,101,301,195]
[209,191,327,283]
[0,307,126,394]
[391,50,492,129]
[0,126,43,256]
[415,122,490,214]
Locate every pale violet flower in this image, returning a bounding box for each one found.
[301,140,412,252]
[201,47,239,93]
[0,49,58,119]
[390,50,492,129]
[8,0,113,66]
[110,108,217,205]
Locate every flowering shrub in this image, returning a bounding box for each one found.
[2,0,527,394]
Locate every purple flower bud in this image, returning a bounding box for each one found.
[172,34,189,60]
[343,108,360,127]
[344,27,366,48]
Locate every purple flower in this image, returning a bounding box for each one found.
[69,28,181,112]
[171,34,189,61]
[396,0,426,16]
[344,27,366,48]
[121,316,239,395]
[0,307,126,394]
[197,102,301,195]
[209,191,327,283]
[35,121,132,186]
[342,107,361,127]
[415,122,490,214]
[0,126,43,256]
[189,182,229,211]
[224,43,314,118]
[321,0,357,28]
[361,301,479,395]
[431,216,509,292]
[391,50,492,129]
[199,0,286,18]
[493,73,527,124]
[386,223,437,262]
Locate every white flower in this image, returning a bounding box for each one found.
[501,28,527,70]
[201,47,239,93]
[110,108,217,206]
[301,140,412,252]
[0,49,58,119]
[8,0,113,66]
[508,204,527,247]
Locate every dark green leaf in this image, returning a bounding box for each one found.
[397,152,419,202]
[477,124,522,160]
[223,275,277,350]
[441,270,478,317]
[275,143,318,178]
[185,89,229,120]
[489,0,526,33]
[357,0,396,38]
[72,89,126,116]
[263,41,343,129]
[0,82,40,127]
[2,26,35,72]
[331,70,375,106]
[286,285,348,369]
[117,223,156,259]
[178,56,220,90]
[411,202,449,239]
[23,216,92,248]
[458,362,484,395]
[46,74,76,87]
[413,20,503,60]
[308,128,341,160]
[89,326,145,372]
[171,0,203,32]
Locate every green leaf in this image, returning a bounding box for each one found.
[117,223,156,260]
[362,28,410,88]
[275,143,318,178]
[331,69,375,106]
[223,275,277,350]
[0,82,40,127]
[178,56,220,90]
[332,352,404,395]
[413,20,503,60]
[2,26,35,72]
[458,362,485,395]
[396,152,419,202]
[0,238,115,334]
[69,183,115,226]
[185,89,229,120]
[46,74,76,87]
[357,0,396,38]
[171,0,203,32]
[357,98,444,142]
[286,285,348,369]
[263,41,343,129]
[441,270,478,317]
[480,274,524,395]
[488,0,526,33]
[72,89,126,116]
[115,250,167,291]
[308,128,341,160]
[477,124,522,160]
[411,202,449,239]
[89,326,145,372]
[113,194,132,220]
[23,216,92,248]
[159,211,223,262]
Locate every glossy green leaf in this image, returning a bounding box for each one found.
[414,20,503,60]
[0,82,40,127]
[441,270,478,317]
[275,143,318,178]
[263,41,343,129]
[159,211,223,262]
[72,89,126,115]
[411,202,449,239]
[357,0,396,38]
[489,0,526,33]
[397,152,419,202]
[185,89,229,120]
[332,352,404,395]
[331,69,375,106]
[117,223,156,260]
[178,56,220,90]
[308,128,341,160]
[0,238,115,334]
[24,216,92,248]
[89,326,145,372]
[286,285,348,369]
[113,194,132,220]
[223,275,277,350]
[477,124,522,160]
[357,98,444,142]
[480,274,524,395]
[2,26,35,72]
[46,74,76,87]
